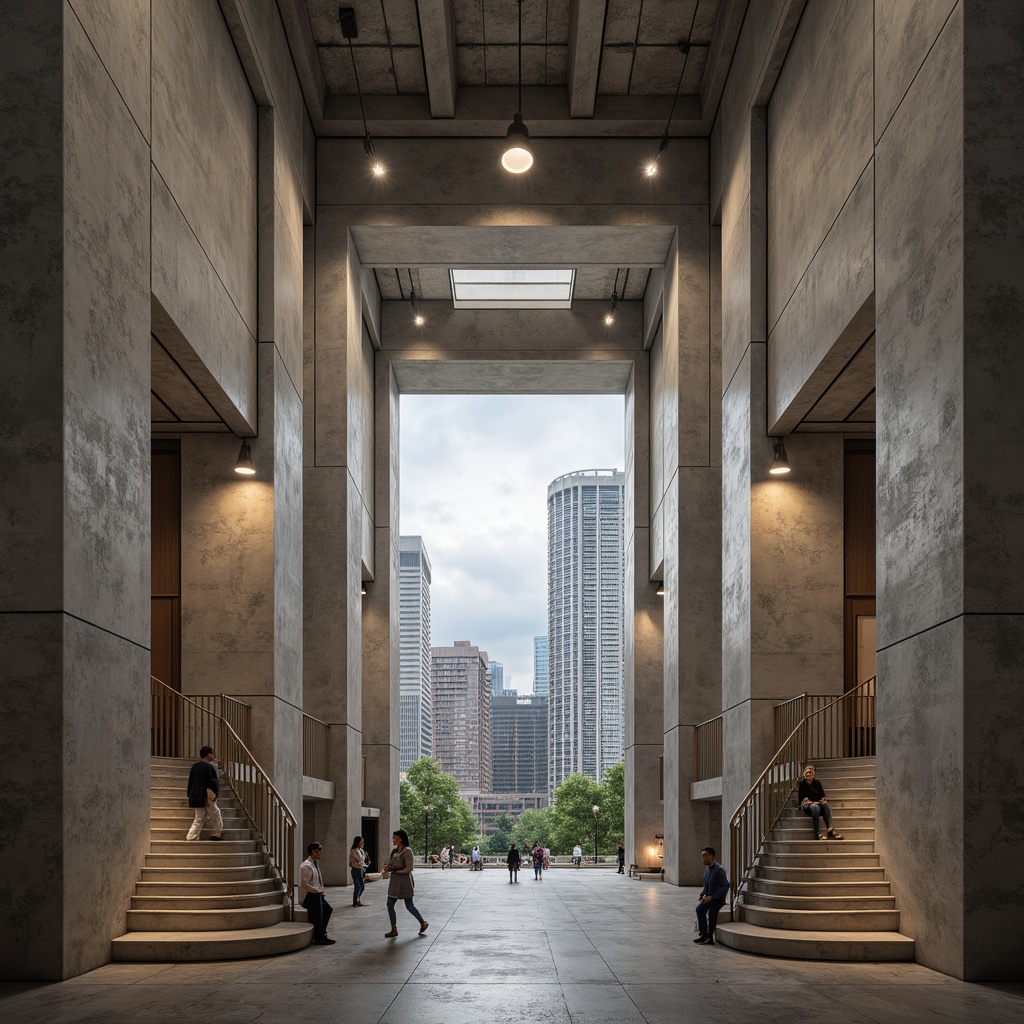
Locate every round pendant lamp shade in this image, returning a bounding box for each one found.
[501,114,534,174]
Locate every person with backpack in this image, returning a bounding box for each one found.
[532,842,544,880]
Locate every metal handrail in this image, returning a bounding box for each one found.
[151,676,296,911]
[302,713,331,781]
[185,693,253,748]
[729,676,877,908]
[693,714,723,781]
[773,692,836,749]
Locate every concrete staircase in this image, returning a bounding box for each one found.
[112,757,312,961]
[716,758,915,961]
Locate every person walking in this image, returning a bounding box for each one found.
[185,745,223,841]
[350,835,368,907]
[507,843,521,883]
[440,843,450,868]
[617,843,626,874]
[300,842,335,945]
[532,842,543,880]
[471,845,482,871]
[382,829,428,938]
[572,843,583,867]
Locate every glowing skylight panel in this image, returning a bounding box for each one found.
[450,268,575,309]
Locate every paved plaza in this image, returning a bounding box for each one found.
[3,869,1021,1024]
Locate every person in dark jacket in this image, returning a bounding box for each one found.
[798,764,844,840]
[694,847,729,945]
[507,843,521,883]
[185,745,223,841]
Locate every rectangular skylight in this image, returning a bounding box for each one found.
[450,268,575,309]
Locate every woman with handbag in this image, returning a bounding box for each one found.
[382,829,428,938]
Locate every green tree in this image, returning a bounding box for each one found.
[484,813,514,854]
[399,758,478,860]
[548,774,602,855]
[511,807,552,852]
[597,762,625,851]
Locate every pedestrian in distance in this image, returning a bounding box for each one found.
[440,842,450,868]
[694,847,729,945]
[507,842,521,883]
[617,843,626,874]
[471,845,482,871]
[572,843,583,867]
[532,842,543,880]
[185,745,223,841]
[300,842,335,945]
[350,835,368,907]
[382,829,428,938]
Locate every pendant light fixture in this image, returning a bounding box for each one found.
[339,7,384,177]
[769,437,792,475]
[234,439,256,476]
[645,40,689,177]
[605,269,622,325]
[501,1,534,174]
[408,270,425,326]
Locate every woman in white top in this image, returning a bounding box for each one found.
[382,829,428,938]
[349,835,368,907]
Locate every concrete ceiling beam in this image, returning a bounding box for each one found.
[417,0,458,118]
[568,0,608,118]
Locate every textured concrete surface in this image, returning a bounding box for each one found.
[3,871,1021,1024]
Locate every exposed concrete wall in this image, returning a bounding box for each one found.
[0,1,151,980]
[875,0,1024,980]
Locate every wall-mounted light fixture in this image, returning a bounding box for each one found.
[501,1,534,174]
[655,582,665,596]
[234,440,256,476]
[360,582,368,596]
[339,7,384,177]
[769,437,792,475]
[645,32,694,177]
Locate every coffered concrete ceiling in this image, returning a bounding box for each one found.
[280,0,745,136]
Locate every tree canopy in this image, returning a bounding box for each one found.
[547,764,625,855]
[510,807,552,852]
[399,758,478,859]
[484,813,515,854]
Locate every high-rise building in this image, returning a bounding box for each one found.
[490,691,548,794]
[547,469,625,791]
[399,536,432,772]
[431,641,492,794]
[487,660,505,696]
[533,635,549,697]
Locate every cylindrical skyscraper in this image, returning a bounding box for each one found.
[547,469,625,794]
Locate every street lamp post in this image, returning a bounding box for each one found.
[592,804,600,862]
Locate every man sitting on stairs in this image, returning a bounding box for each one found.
[798,764,844,841]
[694,847,730,945]
[185,746,223,841]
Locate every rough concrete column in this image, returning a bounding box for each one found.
[624,360,663,873]
[362,360,400,838]
[179,107,304,847]
[657,224,722,886]
[874,1,1024,980]
[0,2,151,980]
[303,217,370,883]
[720,110,844,869]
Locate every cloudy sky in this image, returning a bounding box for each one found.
[399,394,625,692]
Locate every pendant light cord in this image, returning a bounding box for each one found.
[348,36,369,137]
[517,0,524,116]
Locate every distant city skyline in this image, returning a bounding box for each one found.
[399,395,624,690]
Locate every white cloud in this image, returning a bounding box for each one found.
[400,394,625,689]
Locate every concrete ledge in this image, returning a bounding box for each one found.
[112,922,312,962]
[715,921,915,962]
[690,777,723,800]
[302,776,335,800]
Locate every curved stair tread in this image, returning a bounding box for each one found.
[112,921,313,962]
[715,921,915,961]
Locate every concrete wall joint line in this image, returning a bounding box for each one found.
[767,157,874,337]
[66,1,151,147]
[876,611,1022,656]
[257,340,302,409]
[59,610,151,654]
[153,166,258,352]
[721,340,764,399]
[873,1,961,146]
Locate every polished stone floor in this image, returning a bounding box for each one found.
[3,868,1022,1023]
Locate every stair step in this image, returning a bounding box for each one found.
[150,839,257,853]
[127,905,284,932]
[755,865,887,882]
[714,922,914,961]
[145,852,266,868]
[112,921,313,961]
[150,816,247,828]
[141,865,271,882]
[131,891,285,911]
[741,904,901,931]
[136,879,282,896]
[761,852,880,868]
[750,878,892,897]
[773,826,875,838]
[765,840,874,854]
[743,891,897,912]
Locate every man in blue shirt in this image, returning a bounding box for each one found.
[694,847,729,945]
